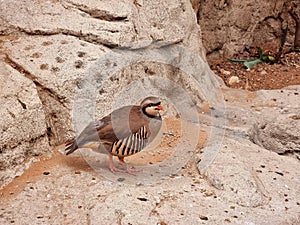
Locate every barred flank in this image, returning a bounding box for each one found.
[110,126,148,157]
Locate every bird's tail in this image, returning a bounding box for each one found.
[65,139,79,155]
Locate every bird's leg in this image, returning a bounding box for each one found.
[108,154,126,173]
[117,156,127,167]
[118,156,140,174]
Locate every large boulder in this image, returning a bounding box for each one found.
[249,87,300,158]
[193,0,297,59]
[0,0,215,186]
[0,58,49,186]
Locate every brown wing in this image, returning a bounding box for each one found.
[100,105,150,142]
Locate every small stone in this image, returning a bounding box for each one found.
[260,70,267,75]
[228,76,240,85]
[220,68,231,75]
[275,171,284,176]
[117,177,125,182]
[75,171,81,174]
[137,197,148,201]
[136,182,143,186]
[43,171,50,175]
[282,67,290,72]
[157,222,168,225]
[199,215,208,220]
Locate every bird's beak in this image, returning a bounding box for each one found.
[156,105,164,111]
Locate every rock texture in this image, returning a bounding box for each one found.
[249,86,300,158]
[0,0,299,224]
[0,59,50,185]
[0,87,299,225]
[194,0,298,59]
[0,0,209,185]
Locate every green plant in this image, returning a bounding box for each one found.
[229,48,275,69]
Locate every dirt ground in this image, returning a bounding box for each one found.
[0,117,208,200]
[209,47,300,91]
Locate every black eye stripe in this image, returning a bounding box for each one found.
[148,102,161,107]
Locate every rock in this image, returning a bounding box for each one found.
[260,70,267,75]
[0,1,300,224]
[246,87,300,156]
[2,34,107,144]
[195,0,295,60]
[0,59,50,187]
[0,0,217,186]
[228,76,240,85]
[249,114,300,154]
[200,139,270,208]
[220,68,231,76]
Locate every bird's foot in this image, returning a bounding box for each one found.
[118,161,140,174]
[116,157,139,175]
[109,164,126,173]
[124,166,140,175]
[109,164,140,175]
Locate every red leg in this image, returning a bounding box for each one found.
[118,156,140,175]
[118,156,127,167]
[108,154,125,173]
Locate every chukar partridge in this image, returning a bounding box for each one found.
[65,96,164,174]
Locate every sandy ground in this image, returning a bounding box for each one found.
[0,117,208,200]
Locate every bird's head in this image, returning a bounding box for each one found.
[141,96,164,117]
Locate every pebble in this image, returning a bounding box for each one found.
[137,197,148,201]
[220,68,231,75]
[199,215,209,220]
[228,76,240,85]
[260,70,267,75]
[117,177,125,182]
[282,67,290,72]
[135,182,143,186]
[157,222,167,225]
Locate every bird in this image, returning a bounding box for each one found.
[65,96,164,174]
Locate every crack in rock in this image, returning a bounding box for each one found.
[63,1,128,21]
[4,54,68,107]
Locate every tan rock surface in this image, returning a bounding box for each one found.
[0,1,299,224]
